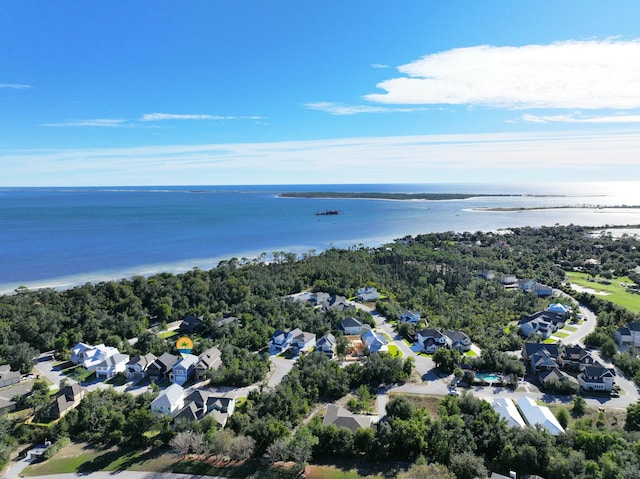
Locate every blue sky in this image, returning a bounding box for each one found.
[2,1,640,186]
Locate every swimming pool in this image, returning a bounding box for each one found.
[476,372,501,383]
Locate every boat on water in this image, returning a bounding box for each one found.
[315,209,340,216]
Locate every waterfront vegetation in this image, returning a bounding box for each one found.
[3,225,640,478]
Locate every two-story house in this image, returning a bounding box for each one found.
[316,333,337,358]
[195,347,222,381]
[578,363,616,391]
[125,353,157,380]
[95,353,130,379]
[147,352,179,382]
[289,329,316,354]
[339,317,371,335]
[616,322,640,347]
[416,328,450,353]
[170,354,199,385]
[151,383,184,416]
[399,310,421,324]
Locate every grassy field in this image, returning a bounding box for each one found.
[22,442,176,476]
[566,272,640,313]
[306,465,385,479]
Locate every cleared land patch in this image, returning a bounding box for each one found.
[566,272,640,313]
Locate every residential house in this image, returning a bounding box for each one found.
[356,286,380,302]
[546,303,573,319]
[179,314,203,335]
[151,383,185,416]
[500,274,518,287]
[518,311,566,339]
[538,367,578,389]
[50,384,85,419]
[170,354,199,385]
[323,404,374,433]
[399,310,421,324]
[125,353,157,380]
[534,284,553,297]
[443,330,472,352]
[518,278,537,292]
[559,345,595,371]
[70,342,92,364]
[195,347,222,381]
[362,330,388,354]
[79,344,120,372]
[214,316,237,327]
[289,329,316,354]
[339,317,371,336]
[148,352,180,382]
[416,328,450,353]
[522,343,559,373]
[316,333,336,358]
[578,363,616,391]
[0,365,20,388]
[173,389,236,428]
[491,398,525,429]
[270,329,291,353]
[479,270,495,280]
[95,353,130,379]
[207,395,236,428]
[309,293,353,313]
[516,396,565,436]
[616,322,640,347]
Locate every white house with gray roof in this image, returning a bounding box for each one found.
[151,383,185,416]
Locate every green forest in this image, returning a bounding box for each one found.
[2,225,640,478]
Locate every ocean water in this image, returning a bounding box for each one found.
[1,182,639,294]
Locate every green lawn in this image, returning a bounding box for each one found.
[566,272,640,313]
[307,465,384,479]
[158,330,178,339]
[23,443,175,476]
[553,331,570,338]
[563,325,578,332]
[387,344,402,357]
[464,350,478,357]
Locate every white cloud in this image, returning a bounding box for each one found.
[522,113,640,124]
[371,63,390,69]
[41,119,128,127]
[140,113,234,121]
[365,40,640,110]
[0,83,32,89]
[3,130,640,186]
[304,102,428,115]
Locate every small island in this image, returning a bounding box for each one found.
[280,192,559,200]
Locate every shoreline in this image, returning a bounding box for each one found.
[4,223,640,296]
[473,205,640,212]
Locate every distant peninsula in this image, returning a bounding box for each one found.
[474,204,640,212]
[279,192,545,200]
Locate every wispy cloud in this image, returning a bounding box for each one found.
[365,39,640,110]
[140,113,233,122]
[304,102,428,115]
[3,130,640,186]
[0,83,32,89]
[41,119,128,127]
[522,113,640,124]
[371,63,390,69]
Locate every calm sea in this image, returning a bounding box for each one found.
[1,182,639,294]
